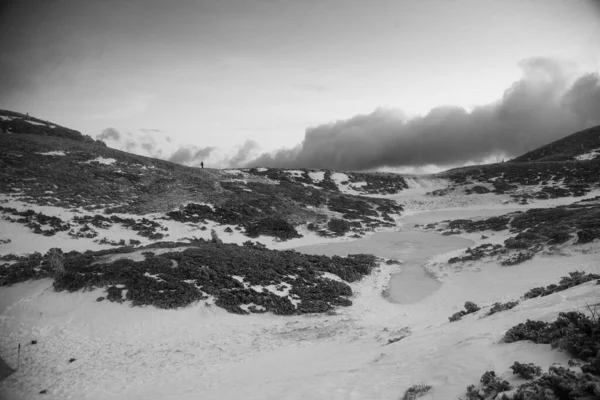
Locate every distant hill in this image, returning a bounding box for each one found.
[0,109,100,144]
[511,125,600,162]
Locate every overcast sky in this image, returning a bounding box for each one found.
[1,0,599,169]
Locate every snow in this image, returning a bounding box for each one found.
[25,120,47,126]
[285,170,305,178]
[575,148,600,161]
[85,157,117,165]
[2,177,600,400]
[256,168,268,172]
[331,172,368,195]
[308,171,324,183]
[320,272,342,282]
[36,151,66,156]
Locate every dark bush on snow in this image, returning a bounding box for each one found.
[504,365,600,400]
[449,301,480,322]
[577,228,600,243]
[464,371,511,399]
[504,311,600,369]
[523,271,600,299]
[44,242,377,315]
[402,384,432,400]
[327,218,352,235]
[509,362,542,380]
[488,301,519,316]
[500,251,534,266]
[245,217,302,241]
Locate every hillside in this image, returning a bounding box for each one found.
[0,111,409,243]
[0,109,101,144]
[433,126,600,204]
[511,124,600,162]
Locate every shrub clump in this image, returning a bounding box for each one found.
[448,244,505,264]
[402,384,432,400]
[245,217,302,241]
[449,301,481,322]
[509,361,542,380]
[488,301,519,316]
[464,371,510,399]
[500,251,534,266]
[505,365,600,400]
[523,271,600,299]
[504,310,600,373]
[327,218,352,236]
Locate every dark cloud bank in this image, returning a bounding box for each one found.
[245,58,600,171]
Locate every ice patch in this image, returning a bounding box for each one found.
[86,157,117,165]
[257,168,268,172]
[37,151,66,156]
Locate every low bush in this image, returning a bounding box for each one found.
[449,301,480,322]
[501,251,534,266]
[509,361,542,380]
[488,301,519,316]
[402,384,432,400]
[503,365,600,400]
[504,310,600,366]
[245,217,302,241]
[464,371,510,399]
[523,271,600,299]
[327,218,352,236]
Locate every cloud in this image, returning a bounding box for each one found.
[246,58,600,171]
[168,146,216,166]
[97,127,121,141]
[227,140,260,167]
[96,127,219,167]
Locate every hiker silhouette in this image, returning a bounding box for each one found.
[201,162,204,169]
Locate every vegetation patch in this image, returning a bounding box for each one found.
[402,384,432,400]
[244,217,303,241]
[463,370,510,400]
[448,244,506,264]
[506,365,600,400]
[503,310,600,366]
[0,206,70,236]
[523,271,600,299]
[464,303,600,399]
[488,301,519,316]
[1,241,378,315]
[422,201,600,266]
[449,301,481,322]
[509,362,542,380]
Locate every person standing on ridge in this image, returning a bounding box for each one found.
[201,162,204,169]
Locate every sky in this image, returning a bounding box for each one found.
[1,0,600,170]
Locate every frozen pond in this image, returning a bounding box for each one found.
[294,230,472,304]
